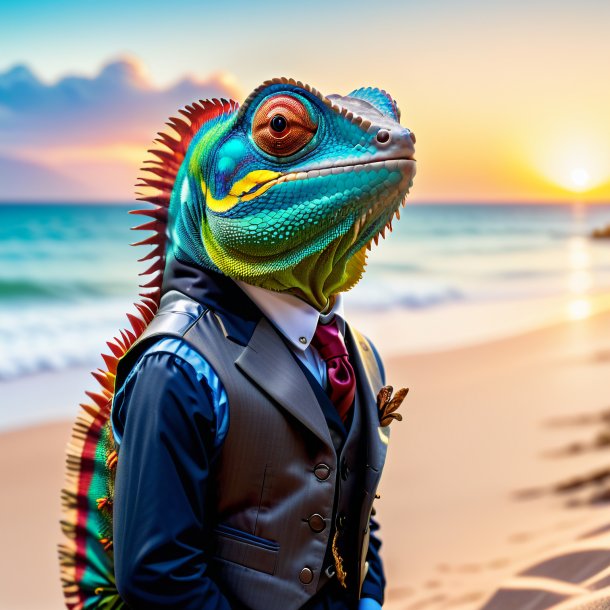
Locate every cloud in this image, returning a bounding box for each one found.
[0,57,241,200]
[0,56,241,147]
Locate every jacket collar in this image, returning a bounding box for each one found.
[162,255,261,346]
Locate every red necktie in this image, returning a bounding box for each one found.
[311,319,356,422]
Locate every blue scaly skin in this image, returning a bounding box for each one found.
[169,77,416,310]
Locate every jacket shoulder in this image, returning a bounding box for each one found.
[115,290,207,385]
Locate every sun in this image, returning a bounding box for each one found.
[529,125,610,197]
[571,168,590,191]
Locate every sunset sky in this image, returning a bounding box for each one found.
[2,0,610,203]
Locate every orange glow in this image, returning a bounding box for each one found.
[27,144,145,166]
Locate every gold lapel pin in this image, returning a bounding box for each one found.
[377,385,409,427]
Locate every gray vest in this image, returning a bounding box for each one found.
[115,290,390,610]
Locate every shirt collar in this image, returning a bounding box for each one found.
[234,280,345,351]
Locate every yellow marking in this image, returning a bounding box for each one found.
[203,169,281,213]
[201,181,237,213]
[241,180,277,202]
[231,169,280,197]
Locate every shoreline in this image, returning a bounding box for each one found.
[348,289,610,357]
[3,293,610,433]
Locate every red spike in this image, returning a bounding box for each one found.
[140,166,176,180]
[135,177,173,190]
[150,145,185,164]
[119,329,130,346]
[135,298,155,314]
[155,132,182,152]
[147,148,179,165]
[138,244,164,262]
[156,126,182,141]
[91,370,114,394]
[129,206,168,221]
[139,258,164,276]
[135,194,170,208]
[180,103,198,116]
[127,313,145,334]
[139,287,162,301]
[179,98,236,126]
[112,334,127,350]
[121,328,137,344]
[140,296,161,309]
[106,341,124,358]
[79,402,99,419]
[140,296,159,311]
[131,219,164,233]
[135,302,154,323]
[143,159,181,174]
[141,158,164,168]
[101,353,119,373]
[166,116,191,137]
[138,272,163,288]
[131,234,163,247]
[85,391,110,408]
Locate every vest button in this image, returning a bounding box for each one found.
[314,463,331,481]
[308,513,326,532]
[299,567,314,584]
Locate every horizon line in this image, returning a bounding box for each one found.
[1,198,610,207]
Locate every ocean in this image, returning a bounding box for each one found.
[1,202,610,381]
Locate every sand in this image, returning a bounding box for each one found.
[1,309,609,610]
[377,309,610,609]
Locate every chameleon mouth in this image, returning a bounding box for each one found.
[241,157,416,199]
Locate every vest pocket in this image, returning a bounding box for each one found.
[213,523,279,575]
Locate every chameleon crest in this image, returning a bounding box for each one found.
[58,77,416,609]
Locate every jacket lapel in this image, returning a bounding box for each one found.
[344,324,389,472]
[235,317,334,448]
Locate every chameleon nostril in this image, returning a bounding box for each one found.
[376,129,391,144]
[409,131,416,144]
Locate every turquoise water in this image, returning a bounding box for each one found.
[1,202,610,379]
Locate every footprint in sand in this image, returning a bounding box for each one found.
[478,528,610,609]
[487,558,510,569]
[508,531,536,544]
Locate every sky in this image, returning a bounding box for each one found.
[1,0,610,203]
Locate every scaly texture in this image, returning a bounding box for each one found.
[58,77,416,608]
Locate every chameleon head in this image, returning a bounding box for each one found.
[169,77,416,310]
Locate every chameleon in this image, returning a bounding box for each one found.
[58,76,416,609]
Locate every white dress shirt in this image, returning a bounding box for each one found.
[234,280,346,389]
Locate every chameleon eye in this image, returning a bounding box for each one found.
[252,94,318,157]
[270,114,287,133]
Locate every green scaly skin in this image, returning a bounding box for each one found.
[168,78,416,310]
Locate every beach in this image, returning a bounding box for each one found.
[2,304,609,609]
